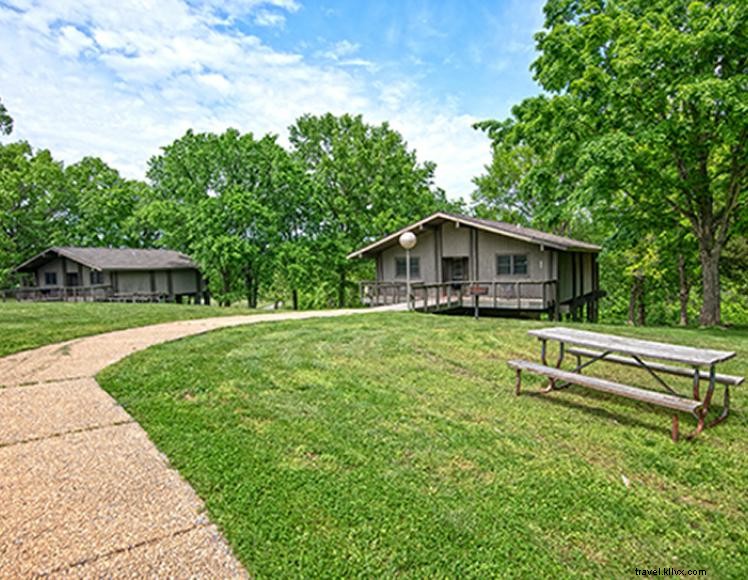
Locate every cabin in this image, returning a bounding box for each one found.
[13,247,207,303]
[348,212,604,320]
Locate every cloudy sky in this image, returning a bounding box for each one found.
[0,0,545,200]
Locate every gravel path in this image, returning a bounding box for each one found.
[0,307,400,577]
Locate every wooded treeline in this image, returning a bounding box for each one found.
[1,1,746,324]
[473,0,747,327]
[0,109,454,308]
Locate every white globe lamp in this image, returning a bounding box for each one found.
[399,232,417,309]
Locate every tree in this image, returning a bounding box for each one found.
[0,142,65,285]
[146,129,303,307]
[289,113,449,307]
[477,0,748,325]
[0,97,12,135]
[59,157,150,248]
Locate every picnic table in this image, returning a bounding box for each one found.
[508,327,743,442]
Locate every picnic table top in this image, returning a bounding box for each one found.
[528,327,735,366]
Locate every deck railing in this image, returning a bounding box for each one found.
[10,285,115,302]
[360,280,558,311]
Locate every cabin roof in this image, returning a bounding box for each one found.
[347,212,601,259]
[15,247,198,272]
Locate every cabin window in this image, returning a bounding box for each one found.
[90,270,104,285]
[44,272,57,286]
[65,272,80,287]
[496,254,528,276]
[395,256,420,278]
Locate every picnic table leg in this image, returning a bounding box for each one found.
[671,415,679,442]
[689,364,717,440]
[692,367,700,400]
[514,368,522,396]
[540,339,565,392]
[707,386,730,428]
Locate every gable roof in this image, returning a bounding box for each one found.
[347,212,601,259]
[15,247,198,272]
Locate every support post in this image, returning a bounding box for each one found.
[406,247,412,310]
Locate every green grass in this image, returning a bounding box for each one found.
[0,301,250,357]
[98,314,748,578]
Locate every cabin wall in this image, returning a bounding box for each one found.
[36,258,64,286]
[116,271,153,294]
[379,229,437,283]
[171,269,199,294]
[476,231,548,282]
[440,223,470,258]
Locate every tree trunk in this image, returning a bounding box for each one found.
[251,280,259,309]
[337,269,346,308]
[221,269,231,307]
[678,254,690,326]
[244,269,253,309]
[292,288,299,310]
[637,276,646,327]
[698,244,721,326]
[628,274,645,326]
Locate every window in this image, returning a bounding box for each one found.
[65,272,80,287]
[496,254,529,276]
[90,270,104,285]
[44,272,57,286]
[395,256,420,278]
[496,255,511,275]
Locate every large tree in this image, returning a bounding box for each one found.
[0,142,65,285]
[289,113,449,307]
[59,157,151,248]
[146,128,303,306]
[477,0,748,325]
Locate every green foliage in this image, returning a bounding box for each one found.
[289,113,450,307]
[475,0,748,326]
[0,142,66,286]
[100,314,748,577]
[0,97,12,135]
[60,157,152,247]
[146,128,311,307]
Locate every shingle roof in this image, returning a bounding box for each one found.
[15,247,198,272]
[347,212,601,259]
[449,214,601,252]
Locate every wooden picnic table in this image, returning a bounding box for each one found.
[509,327,742,441]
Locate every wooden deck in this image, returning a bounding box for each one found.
[359,280,605,320]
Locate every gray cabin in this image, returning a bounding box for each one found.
[349,212,604,320]
[14,247,207,303]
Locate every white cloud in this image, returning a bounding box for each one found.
[319,39,359,61]
[0,1,490,200]
[253,10,286,28]
[58,25,94,57]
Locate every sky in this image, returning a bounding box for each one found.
[0,0,545,200]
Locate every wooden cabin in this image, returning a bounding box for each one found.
[13,247,207,303]
[349,212,604,320]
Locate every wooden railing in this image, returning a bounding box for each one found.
[412,280,558,312]
[10,285,114,302]
[360,279,558,311]
[359,281,408,306]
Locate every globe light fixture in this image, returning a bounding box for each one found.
[399,232,417,309]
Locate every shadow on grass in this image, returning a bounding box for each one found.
[522,389,707,440]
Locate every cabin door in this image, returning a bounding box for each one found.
[442,257,468,283]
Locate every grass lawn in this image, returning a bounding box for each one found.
[98,313,748,578]
[0,301,250,357]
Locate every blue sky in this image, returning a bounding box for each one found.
[0,0,545,199]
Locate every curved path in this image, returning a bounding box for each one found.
[0,307,401,577]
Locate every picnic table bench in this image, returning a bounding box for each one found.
[508,327,743,442]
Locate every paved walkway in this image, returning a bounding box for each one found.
[0,307,400,577]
